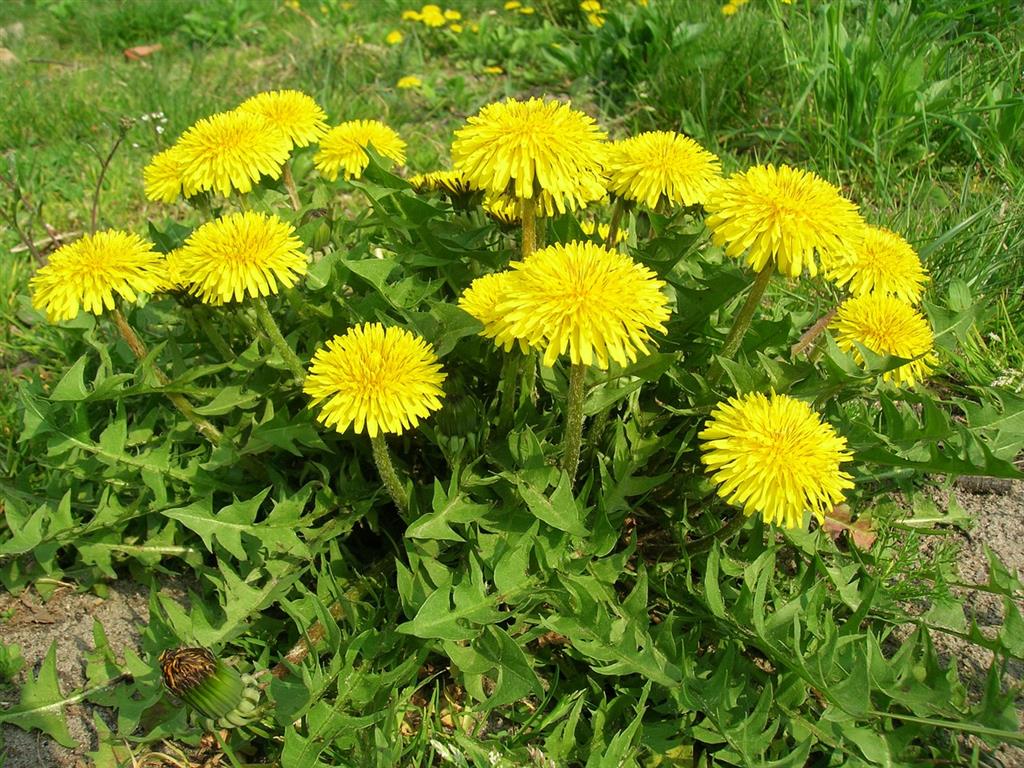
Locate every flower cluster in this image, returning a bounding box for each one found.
[401,3,465,32]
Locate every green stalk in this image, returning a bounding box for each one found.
[605,197,628,248]
[191,306,234,361]
[686,511,748,554]
[520,195,536,260]
[253,296,306,382]
[561,362,588,483]
[370,433,409,516]
[110,309,222,446]
[711,261,775,380]
[497,351,521,431]
[282,161,302,212]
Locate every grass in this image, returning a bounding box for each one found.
[1,0,1023,764]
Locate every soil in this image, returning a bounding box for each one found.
[0,485,1022,767]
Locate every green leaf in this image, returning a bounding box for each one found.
[518,472,589,536]
[50,355,91,401]
[0,642,78,748]
[406,478,490,542]
[164,489,270,560]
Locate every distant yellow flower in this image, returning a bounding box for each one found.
[449,22,463,32]
[580,0,602,10]
[175,110,292,197]
[420,3,445,25]
[175,212,307,304]
[459,272,531,352]
[700,392,853,529]
[31,231,165,322]
[488,241,671,369]
[606,131,722,209]
[444,8,461,19]
[721,3,738,15]
[519,6,535,13]
[587,12,605,26]
[409,170,473,196]
[704,164,864,278]
[735,0,749,5]
[504,0,521,8]
[401,9,422,20]
[827,225,928,303]
[831,295,937,387]
[397,75,423,89]
[483,65,504,74]
[143,146,190,203]
[315,120,407,181]
[305,323,446,436]
[236,90,328,148]
[386,29,404,44]
[452,97,607,213]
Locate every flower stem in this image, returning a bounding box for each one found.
[191,306,234,361]
[712,261,774,379]
[109,308,222,445]
[686,511,748,555]
[282,161,301,212]
[370,433,409,516]
[253,296,306,382]
[606,197,628,248]
[520,195,536,260]
[790,307,838,360]
[498,351,520,431]
[561,362,588,483]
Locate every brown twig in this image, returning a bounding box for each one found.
[90,118,134,233]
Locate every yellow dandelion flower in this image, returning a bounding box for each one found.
[314,120,407,181]
[579,219,628,245]
[483,196,521,226]
[409,170,474,197]
[452,97,607,213]
[483,65,504,74]
[721,3,738,15]
[175,212,307,304]
[397,75,422,89]
[504,1,521,8]
[143,146,191,203]
[175,110,292,197]
[444,8,461,19]
[831,294,937,387]
[704,164,864,278]
[449,22,463,32]
[236,90,328,148]
[459,272,533,352]
[483,170,607,218]
[30,231,165,322]
[580,0,602,10]
[606,131,722,209]
[700,392,853,529]
[420,4,446,25]
[827,225,928,303]
[304,323,446,437]
[386,29,404,44]
[490,240,671,369]
[161,249,188,292]
[401,10,423,21]
[519,6,535,13]
[587,12,605,26]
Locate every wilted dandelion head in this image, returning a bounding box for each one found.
[490,240,671,369]
[831,294,937,387]
[606,131,722,209]
[700,391,853,529]
[827,225,928,303]
[452,97,607,211]
[30,230,165,322]
[175,110,292,197]
[409,170,474,197]
[143,146,191,203]
[175,212,307,304]
[304,323,446,437]
[237,90,328,148]
[704,164,864,278]
[314,120,407,181]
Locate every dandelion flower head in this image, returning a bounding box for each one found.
[397,75,423,90]
[304,323,446,437]
[175,212,307,304]
[827,225,928,303]
[700,391,853,529]
[452,97,607,213]
[144,146,191,203]
[459,272,532,352]
[386,29,404,44]
[704,164,864,278]
[314,120,407,181]
[606,131,722,209]
[175,110,292,197]
[831,294,937,387]
[409,170,474,197]
[237,90,329,148]
[491,240,671,369]
[30,231,165,322]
